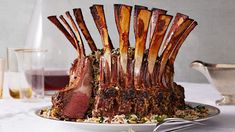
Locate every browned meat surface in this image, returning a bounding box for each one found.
[51,57,93,119]
[47,4,197,119]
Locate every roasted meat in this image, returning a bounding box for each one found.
[48,4,197,119]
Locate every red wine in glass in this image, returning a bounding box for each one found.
[26,69,70,95]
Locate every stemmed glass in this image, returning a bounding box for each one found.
[24,0,73,95]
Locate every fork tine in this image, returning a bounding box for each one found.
[164,123,197,132]
[154,123,196,132]
[164,118,205,125]
[153,118,205,132]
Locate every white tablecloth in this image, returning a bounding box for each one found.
[0,82,235,132]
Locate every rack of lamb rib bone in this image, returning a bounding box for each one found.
[47,4,197,120]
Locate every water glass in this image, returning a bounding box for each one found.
[15,49,46,100]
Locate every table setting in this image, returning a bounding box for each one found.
[1,82,235,132]
[1,1,235,132]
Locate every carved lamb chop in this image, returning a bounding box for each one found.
[48,4,197,120]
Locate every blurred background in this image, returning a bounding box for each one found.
[1,0,235,83]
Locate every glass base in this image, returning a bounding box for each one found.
[45,90,58,96]
[216,95,235,105]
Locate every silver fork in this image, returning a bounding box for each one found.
[153,118,205,132]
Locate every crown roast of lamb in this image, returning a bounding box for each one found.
[47,4,197,121]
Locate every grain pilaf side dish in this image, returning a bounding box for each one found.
[40,104,208,124]
[44,4,204,123]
